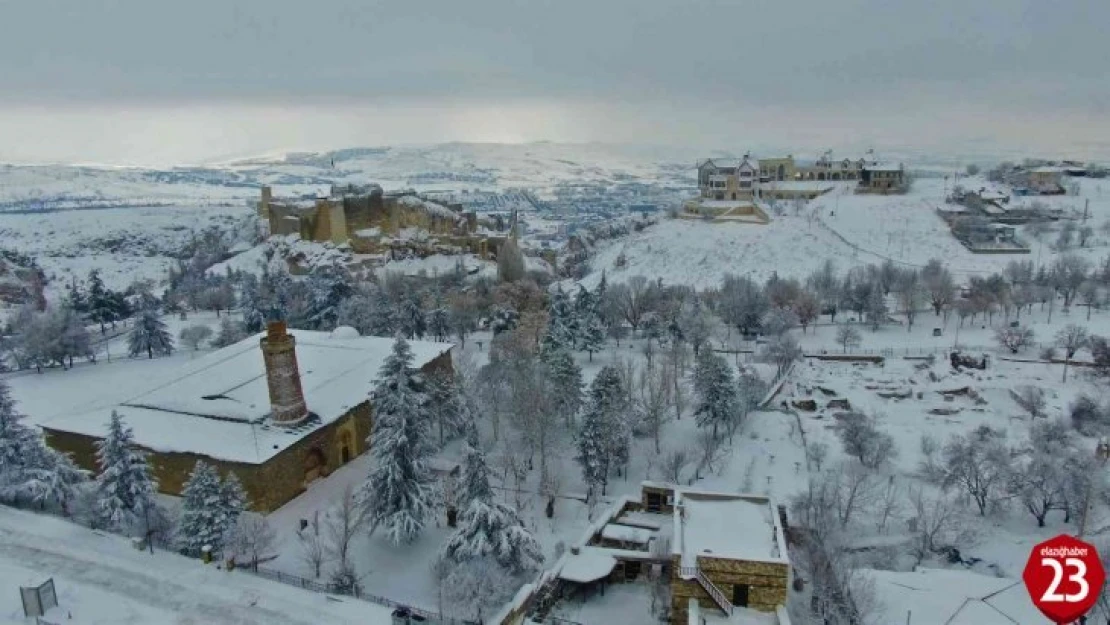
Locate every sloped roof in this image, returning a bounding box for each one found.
[42,330,453,464]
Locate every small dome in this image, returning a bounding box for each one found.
[330,326,361,339]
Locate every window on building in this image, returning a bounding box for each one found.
[733,584,750,607]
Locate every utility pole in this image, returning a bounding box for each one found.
[1083,198,1090,223]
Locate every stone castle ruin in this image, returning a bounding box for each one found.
[258,184,510,259]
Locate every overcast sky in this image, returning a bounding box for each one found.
[2,0,1108,165]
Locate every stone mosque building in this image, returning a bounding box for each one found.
[42,322,453,512]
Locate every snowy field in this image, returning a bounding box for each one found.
[574,175,1110,290]
[0,204,254,297]
[0,506,394,625]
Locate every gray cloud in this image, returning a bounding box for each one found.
[1,0,1107,163]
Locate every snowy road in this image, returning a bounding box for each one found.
[0,507,391,625]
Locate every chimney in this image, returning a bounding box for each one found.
[260,321,309,425]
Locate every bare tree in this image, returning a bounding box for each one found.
[806,442,829,472]
[1055,323,1090,382]
[507,357,561,490]
[324,485,366,569]
[836,413,897,469]
[906,486,966,566]
[941,431,1010,516]
[1012,386,1047,420]
[178,324,213,350]
[836,325,862,353]
[874,477,902,534]
[695,429,724,477]
[638,363,674,453]
[1008,453,1062,527]
[763,334,802,377]
[230,513,277,571]
[660,447,690,484]
[296,512,328,578]
[993,325,1035,354]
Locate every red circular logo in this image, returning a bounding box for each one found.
[1023,534,1105,624]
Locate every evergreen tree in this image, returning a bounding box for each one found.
[544,349,583,426]
[443,430,542,574]
[367,290,397,337]
[360,337,435,544]
[693,351,739,439]
[86,270,116,333]
[574,287,606,360]
[575,366,629,496]
[397,295,427,340]
[128,308,173,359]
[428,303,451,343]
[304,264,353,331]
[177,460,226,556]
[541,286,577,354]
[490,307,519,335]
[95,411,159,533]
[220,472,249,543]
[459,422,493,507]
[0,380,85,509]
[65,278,87,315]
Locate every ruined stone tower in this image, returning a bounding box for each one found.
[260,321,309,425]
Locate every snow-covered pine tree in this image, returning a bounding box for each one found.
[335,291,374,335]
[541,286,577,354]
[367,289,397,337]
[0,380,86,509]
[95,411,159,533]
[360,336,435,544]
[575,398,609,498]
[220,472,249,544]
[304,263,353,331]
[590,366,631,478]
[459,421,493,507]
[574,288,606,361]
[544,349,583,426]
[428,304,451,343]
[693,350,739,440]
[490,307,519,335]
[442,429,543,574]
[398,295,427,340]
[86,269,116,333]
[177,460,226,556]
[128,308,174,359]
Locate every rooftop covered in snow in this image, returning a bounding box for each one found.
[41,328,453,464]
[673,489,787,568]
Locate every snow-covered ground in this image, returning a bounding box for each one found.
[573,175,1110,289]
[0,506,394,625]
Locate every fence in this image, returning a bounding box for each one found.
[240,565,477,625]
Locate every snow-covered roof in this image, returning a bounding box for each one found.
[863,162,902,172]
[673,489,786,568]
[558,547,617,583]
[600,523,654,544]
[42,330,453,464]
[1031,166,1064,174]
[866,568,1042,625]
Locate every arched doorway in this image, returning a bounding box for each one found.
[817,172,826,181]
[303,447,327,485]
[338,431,352,464]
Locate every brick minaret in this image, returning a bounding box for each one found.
[260,321,309,425]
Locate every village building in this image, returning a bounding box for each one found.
[41,322,454,512]
[502,482,792,625]
[1026,166,1066,194]
[687,152,907,222]
[858,162,907,193]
